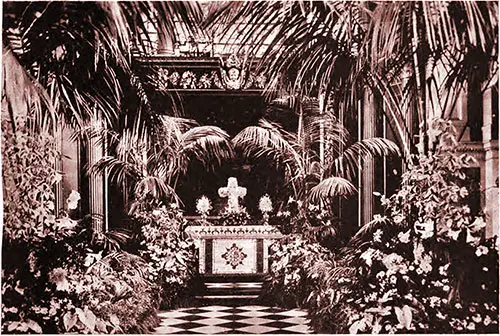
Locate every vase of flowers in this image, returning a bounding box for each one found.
[259,194,273,225]
[196,196,212,224]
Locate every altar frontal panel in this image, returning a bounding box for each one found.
[212,239,257,274]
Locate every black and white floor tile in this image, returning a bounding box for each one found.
[154,305,313,334]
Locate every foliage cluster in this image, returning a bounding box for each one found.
[265,121,499,333]
[261,235,334,308]
[133,205,198,309]
[234,111,399,213]
[1,123,160,334]
[272,198,347,250]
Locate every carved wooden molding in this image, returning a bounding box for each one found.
[145,68,266,91]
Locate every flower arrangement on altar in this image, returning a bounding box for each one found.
[196,195,212,220]
[218,206,251,226]
[259,194,273,224]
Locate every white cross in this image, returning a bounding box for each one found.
[218,177,247,213]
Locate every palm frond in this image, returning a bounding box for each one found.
[92,156,142,187]
[2,46,55,133]
[348,215,392,247]
[326,137,400,180]
[178,125,234,169]
[308,176,356,203]
[87,251,150,288]
[134,175,178,203]
[233,119,301,165]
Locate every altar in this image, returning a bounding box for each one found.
[185,177,283,276]
[186,225,282,275]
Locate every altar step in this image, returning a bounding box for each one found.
[195,275,264,303]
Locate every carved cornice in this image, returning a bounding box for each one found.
[134,56,220,69]
[186,225,283,239]
[135,54,267,92]
[143,68,266,91]
[456,142,485,153]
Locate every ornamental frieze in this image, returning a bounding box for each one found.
[185,225,283,239]
[143,53,266,91]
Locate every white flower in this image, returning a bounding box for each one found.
[484,315,492,326]
[48,268,69,292]
[469,216,486,233]
[360,248,376,267]
[466,322,475,331]
[66,190,80,210]
[373,229,383,243]
[308,204,319,211]
[429,296,441,308]
[398,230,411,243]
[56,217,78,231]
[414,220,434,239]
[475,245,488,257]
[259,194,273,213]
[442,285,450,292]
[420,255,433,273]
[439,264,449,276]
[196,196,212,215]
[382,253,407,274]
[393,214,404,224]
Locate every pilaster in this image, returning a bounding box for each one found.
[361,90,375,226]
[482,87,499,238]
[88,112,107,232]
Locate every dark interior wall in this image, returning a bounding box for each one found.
[181,94,265,136]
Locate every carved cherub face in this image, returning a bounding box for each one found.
[228,67,240,81]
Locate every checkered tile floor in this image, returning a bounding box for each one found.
[154,305,313,334]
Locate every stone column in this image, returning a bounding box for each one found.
[361,90,375,226]
[451,86,470,141]
[54,121,64,215]
[88,112,107,232]
[61,123,81,214]
[482,87,499,238]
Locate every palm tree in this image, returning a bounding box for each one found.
[92,116,233,213]
[2,1,203,134]
[206,1,498,161]
[233,97,399,208]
